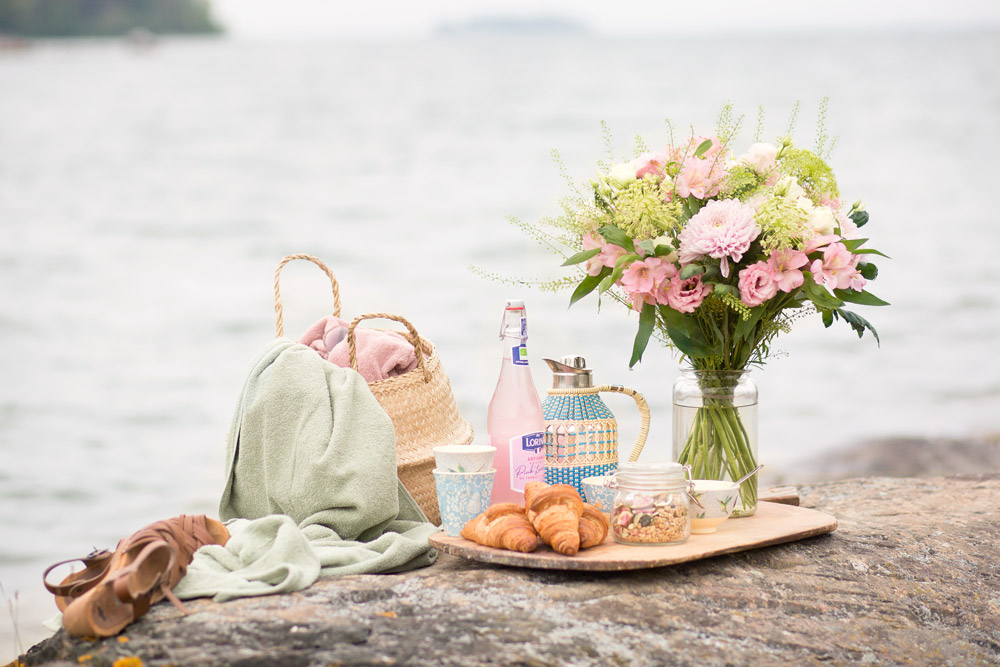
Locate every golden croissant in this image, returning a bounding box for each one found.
[460,503,539,553]
[524,482,584,556]
[578,502,609,549]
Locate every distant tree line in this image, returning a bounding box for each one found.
[0,0,221,37]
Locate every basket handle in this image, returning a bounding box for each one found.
[347,313,431,383]
[273,254,342,338]
[596,385,650,463]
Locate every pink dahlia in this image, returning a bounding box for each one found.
[678,199,760,278]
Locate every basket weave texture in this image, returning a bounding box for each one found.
[274,254,474,525]
[541,385,649,497]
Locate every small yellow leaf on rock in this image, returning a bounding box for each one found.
[376,611,398,618]
[117,636,130,643]
[77,656,92,663]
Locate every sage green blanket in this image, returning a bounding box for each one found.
[174,339,437,602]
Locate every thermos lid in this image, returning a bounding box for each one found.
[543,355,593,389]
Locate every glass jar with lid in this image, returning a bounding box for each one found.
[608,461,690,546]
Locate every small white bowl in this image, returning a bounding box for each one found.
[432,444,496,473]
[580,475,615,514]
[689,479,740,534]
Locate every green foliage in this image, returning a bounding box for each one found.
[0,0,220,37]
[778,148,840,201]
[754,196,812,252]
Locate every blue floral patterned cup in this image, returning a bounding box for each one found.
[433,469,495,537]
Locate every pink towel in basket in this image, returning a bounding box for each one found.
[298,316,419,383]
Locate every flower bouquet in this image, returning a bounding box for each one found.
[516,103,888,513]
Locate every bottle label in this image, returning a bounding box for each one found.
[512,344,528,366]
[509,431,545,492]
[520,317,527,340]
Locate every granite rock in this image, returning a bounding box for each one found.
[19,475,1000,666]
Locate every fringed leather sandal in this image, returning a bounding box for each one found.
[45,514,229,638]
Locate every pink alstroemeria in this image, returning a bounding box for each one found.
[738,262,779,307]
[810,242,861,291]
[621,257,671,295]
[767,248,808,293]
[635,151,668,179]
[583,233,628,276]
[803,233,841,254]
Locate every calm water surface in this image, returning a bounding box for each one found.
[1,30,998,657]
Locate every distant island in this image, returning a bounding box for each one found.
[0,0,221,38]
[434,15,589,36]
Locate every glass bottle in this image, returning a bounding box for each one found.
[608,462,690,545]
[672,369,758,517]
[487,299,545,503]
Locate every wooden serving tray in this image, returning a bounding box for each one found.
[429,501,836,572]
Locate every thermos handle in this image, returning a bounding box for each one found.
[597,385,650,462]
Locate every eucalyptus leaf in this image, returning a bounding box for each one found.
[561,248,600,267]
[860,262,879,280]
[680,264,705,279]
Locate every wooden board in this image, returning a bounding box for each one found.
[429,501,836,572]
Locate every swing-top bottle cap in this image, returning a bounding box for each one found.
[505,299,525,310]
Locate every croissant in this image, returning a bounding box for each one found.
[525,483,584,556]
[460,503,539,553]
[578,503,609,549]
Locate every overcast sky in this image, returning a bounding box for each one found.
[212,0,1000,38]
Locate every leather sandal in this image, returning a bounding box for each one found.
[50,514,229,638]
[43,547,117,612]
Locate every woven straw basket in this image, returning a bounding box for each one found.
[274,254,474,525]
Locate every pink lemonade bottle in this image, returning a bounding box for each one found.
[488,299,546,504]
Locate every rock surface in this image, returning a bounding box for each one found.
[19,475,1000,667]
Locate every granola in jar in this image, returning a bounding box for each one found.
[608,462,691,546]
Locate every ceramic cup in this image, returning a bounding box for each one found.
[689,480,740,534]
[432,444,497,473]
[580,475,616,514]
[433,468,496,536]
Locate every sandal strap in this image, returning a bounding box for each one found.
[42,548,115,597]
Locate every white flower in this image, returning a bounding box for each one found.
[608,161,637,188]
[740,142,778,175]
[774,176,807,201]
[808,205,837,235]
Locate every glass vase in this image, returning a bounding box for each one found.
[672,369,758,517]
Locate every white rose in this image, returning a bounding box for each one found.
[608,161,638,188]
[808,205,837,235]
[741,142,778,175]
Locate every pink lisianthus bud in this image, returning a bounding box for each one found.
[659,274,711,313]
[766,248,808,293]
[810,242,861,291]
[738,261,779,307]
